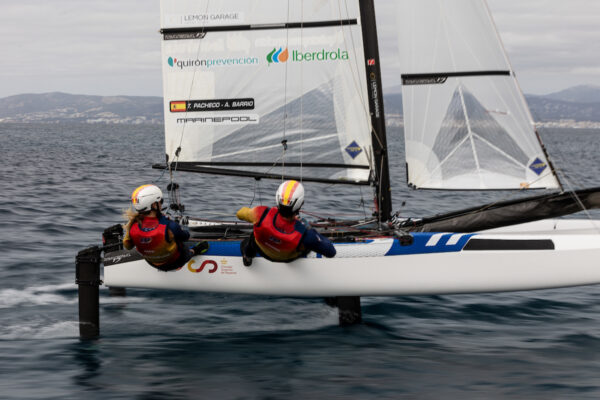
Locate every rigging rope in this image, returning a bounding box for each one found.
[338,0,386,224]
[300,0,304,183]
[531,127,600,233]
[280,0,292,181]
[339,0,382,150]
[359,186,368,219]
[164,0,212,215]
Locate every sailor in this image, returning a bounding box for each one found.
[123,184,208,271]
[236,180,336,266]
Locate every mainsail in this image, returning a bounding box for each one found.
[397,0,561,190]
[158,0,376,185]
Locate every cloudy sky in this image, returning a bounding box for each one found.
[0,0,598,98]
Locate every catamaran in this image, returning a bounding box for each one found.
[99,0,600,305]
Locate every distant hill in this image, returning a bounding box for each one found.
[0,92,162,124]
[544,85,600,103]
[526,96,600,123]
[0,86,599,126]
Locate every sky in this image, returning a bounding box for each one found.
[0,0,598,98]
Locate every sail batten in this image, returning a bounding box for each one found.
[167,161,370,169]
[152,163,370,186]
[402,70,510,85]
[398,0,560,190]
[161,19,358,37]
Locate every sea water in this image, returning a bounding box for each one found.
[1,122,600,399]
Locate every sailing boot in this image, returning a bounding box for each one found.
[192,241,209,256]
[240,236,254,267]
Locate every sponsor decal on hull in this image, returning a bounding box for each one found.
[103,249,143,266]
[187,259,218,273]
[184,258,236,275]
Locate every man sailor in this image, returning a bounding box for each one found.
[123,184,208,271]
[236,180,336,266]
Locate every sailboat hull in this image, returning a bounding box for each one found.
[103,219,600,296]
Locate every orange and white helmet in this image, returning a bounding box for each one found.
[275,180,304,215]
[131,184,163,212]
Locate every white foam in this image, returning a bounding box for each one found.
[100,295,147,304]
[0,286,77,309]
[0,320,79,340]
[0,282,147,309]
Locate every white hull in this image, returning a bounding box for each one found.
[103,219,600,297]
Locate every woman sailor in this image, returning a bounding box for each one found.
[236,180,336,266]
[123,184,207,271]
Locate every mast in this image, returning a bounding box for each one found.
[359,0,392,222]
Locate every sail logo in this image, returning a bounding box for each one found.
[167,55,259,69]
[402,75,448,85]
[345,141,363,159]
[529,157,547,175]
[293,48,349,62]
[266,47,289,64]
[267,47,350,64]
[170,98,255,113]
[166,12,244,26]
[176,115,259,125]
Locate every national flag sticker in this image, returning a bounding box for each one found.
[170,101,187,112]
[529,157,547,175]
[345,140,363,159]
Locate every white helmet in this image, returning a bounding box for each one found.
[131,184,163,212]
[275,180,304,215]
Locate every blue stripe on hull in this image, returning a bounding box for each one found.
[200,240,244,257]
[385,233,474,255]
[193,232,474,258]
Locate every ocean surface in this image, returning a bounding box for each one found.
[1,122,600,399]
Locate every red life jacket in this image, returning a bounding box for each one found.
[253,207,305,261]
[129,217,180,266]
